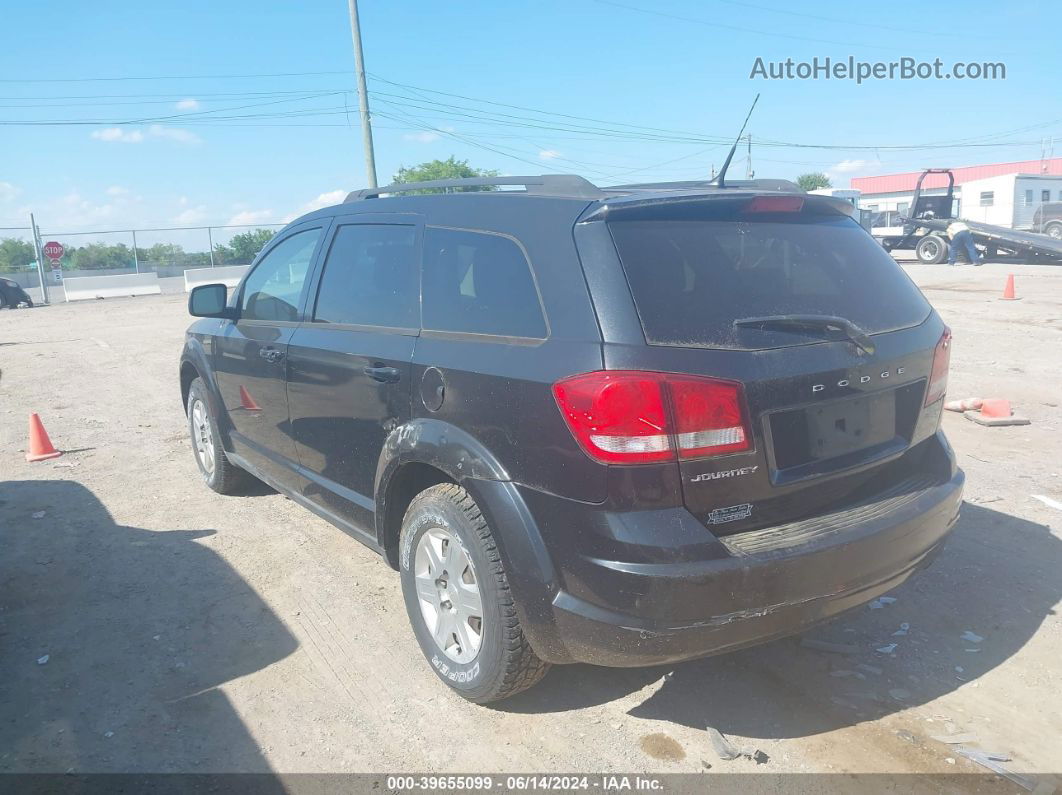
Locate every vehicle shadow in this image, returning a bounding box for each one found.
[499,503,1059,740]
[0,479,297,776]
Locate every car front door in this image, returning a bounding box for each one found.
[286,216,420,534]
[213,222,328,483]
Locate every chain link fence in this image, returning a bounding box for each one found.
[0,222,285,302]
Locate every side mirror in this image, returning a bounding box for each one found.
[188,283,235,319]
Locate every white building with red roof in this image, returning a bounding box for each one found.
[851,157,1062,231]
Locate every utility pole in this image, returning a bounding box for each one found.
[746,134,754,179]
[347,0,378,188]
[29,213,50,305]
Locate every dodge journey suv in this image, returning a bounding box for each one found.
[180,175,963,703]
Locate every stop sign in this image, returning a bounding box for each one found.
[43,241,64,261]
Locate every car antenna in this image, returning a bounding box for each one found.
[711,93,760,189]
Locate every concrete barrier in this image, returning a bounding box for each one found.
[23,286,45,305]
[184,265,249,292]
[62,272,162,302]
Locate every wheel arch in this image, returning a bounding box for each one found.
[374,419,506,564]
[179,337,234,450]
[373,418,567,661]
[180,360,200,408]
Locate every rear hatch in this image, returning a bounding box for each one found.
[599,193,948,534]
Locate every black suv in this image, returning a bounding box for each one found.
[180,175,963,703]
[0,277,34,309]
[1033,201,1062,239]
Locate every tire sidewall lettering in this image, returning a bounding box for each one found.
[401,502,486,687]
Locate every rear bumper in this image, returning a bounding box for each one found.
[511,459,963,667]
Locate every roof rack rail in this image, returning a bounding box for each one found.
[344,175,604,202]
[605,179,804,193]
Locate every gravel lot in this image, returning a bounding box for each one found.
[1,261,1060,782]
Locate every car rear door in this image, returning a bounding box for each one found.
[213,221,328,483]
[588,195,950,534]
[285,214,420,533]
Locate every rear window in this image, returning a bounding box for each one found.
[609,208,930,350]
[422,226,547,339]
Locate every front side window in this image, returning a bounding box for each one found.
[240,228,322,322]
[313,224,418,328]
[422,227,547,339]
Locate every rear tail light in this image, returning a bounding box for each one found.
[924,327,952,406]
[552,371,751,465]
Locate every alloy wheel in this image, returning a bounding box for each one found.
[191,398,215,475]
[413,527,484,663]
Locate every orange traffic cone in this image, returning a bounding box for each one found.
[26,413,62,462]
[1001,274,1020,300]
[239,385,262,411]
[965,397,1030,426]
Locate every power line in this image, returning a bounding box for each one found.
[2,71,1056,160]
[0,70,351,83]
[367,74,726,140]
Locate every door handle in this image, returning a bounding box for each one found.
[363,365,400,383]
[259,347,285,363]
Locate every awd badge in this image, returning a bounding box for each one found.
[707,503,753,525]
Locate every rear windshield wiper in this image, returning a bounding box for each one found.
[733,314,876,355]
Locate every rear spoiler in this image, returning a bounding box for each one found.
[579,191,857,223]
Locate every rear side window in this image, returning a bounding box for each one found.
[313,224,418,328]
[609,207,930,350]
[422,227,547,339]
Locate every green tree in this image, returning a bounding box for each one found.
[0,238,36,273]
[392,156,499,193]
[68,242,135,270]
[796,172,832,191]
[214,228,276,265]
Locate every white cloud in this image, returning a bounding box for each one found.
[830,159,876,174]
[174,205,208,225]
[0,181,19,202]
[826,158,884,184]
[105,185,129,196]
[175,98,200,110]
[91,127,144,143]
[282,189,346,223]
[228,209,275,226]
[403,131,440,143]
[89,125,200,145]
[20,186,154,231]
[538,149,562,160]
[147,124,201,144]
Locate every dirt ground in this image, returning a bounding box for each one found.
[1,260,1060,784]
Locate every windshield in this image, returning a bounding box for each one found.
[609,211,931,350]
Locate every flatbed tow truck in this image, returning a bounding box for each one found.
[876,168,1062,264]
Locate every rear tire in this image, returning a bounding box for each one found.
[916,235,948,264]
[399,483,549,703]
[1044,221,1062,240]
[186,377,249,495]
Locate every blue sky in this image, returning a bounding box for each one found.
[1,0,1059,241]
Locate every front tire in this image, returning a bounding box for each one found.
[399,483,549,703]
[186,377,248,495]
[916,234,949,264]
[1044,221,1062,240]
